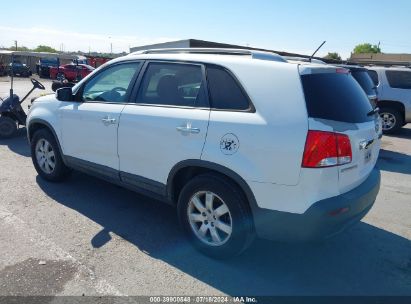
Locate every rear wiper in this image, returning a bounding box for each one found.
[367,107,379,116]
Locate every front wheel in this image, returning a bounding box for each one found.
[31,129,70,182]
[177,174,254,259]
[379,107,404,134]
[0,116,17,138]
[56,73,66,82]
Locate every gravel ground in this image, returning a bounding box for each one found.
[0,77,410,297]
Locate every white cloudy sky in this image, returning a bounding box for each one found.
[1,0,410,59]
[0,26,177,53]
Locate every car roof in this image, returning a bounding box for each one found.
[129,48,287,62]
[366,66,411,71]
[101,48,338,73]
[284,56,326,65]
[336,64,369,72]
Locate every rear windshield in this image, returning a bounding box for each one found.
[351,70,376,95]
[301,73,374,123]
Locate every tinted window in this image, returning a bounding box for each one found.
[351,70,376,95]
[367,70,379,86]
[385,70,411,89]
[136,63,207,107]
[301,73,373,123]
[82,62,141,103]
[206,66,250,110]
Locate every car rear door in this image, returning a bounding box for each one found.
[118,61,210,193]
[300,67,382,194]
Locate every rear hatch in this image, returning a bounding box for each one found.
[299,66,382,194]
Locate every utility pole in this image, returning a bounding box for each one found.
[14,40,17,51]
[109,36,112,55]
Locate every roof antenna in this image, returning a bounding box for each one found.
[309,41,326,62]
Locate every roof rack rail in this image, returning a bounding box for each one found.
[129,48,286,62]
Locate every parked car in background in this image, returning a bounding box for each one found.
[37,58,59,78]
[85,55,112,68]
[7,60,32,77]
[0,64,6,76]
[338,65,378,108]
[367,66,411,133]
[49,64,95,82]
[27,49,381,258]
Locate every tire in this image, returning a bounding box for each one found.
[30,128,71,182]
[379,107,404,134]
[0,116,17,138]
[177,173,254,259]
[56,73,65,82]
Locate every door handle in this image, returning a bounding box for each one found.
[102,116,116,125]
[176,123,200,134]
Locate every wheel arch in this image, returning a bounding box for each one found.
[27,119,66,164]
[378,100,406,120]
[167,160,258,210]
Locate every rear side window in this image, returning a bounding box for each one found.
[206,66,250,110]
[385,70,411,89]
[351,71,376,95]
[136,62,207,107]
[301,73,373,123]
[367,70,379,86]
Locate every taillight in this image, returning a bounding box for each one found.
[302,130,352,168]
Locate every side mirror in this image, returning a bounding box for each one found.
[56,87,74,101]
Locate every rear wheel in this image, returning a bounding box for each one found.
[0,116,17,138]
[379,107,403,134]
[177,174,254,259]
[31,129,70,182]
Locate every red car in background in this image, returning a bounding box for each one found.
[49,64,95,82]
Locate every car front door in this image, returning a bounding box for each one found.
[118,61,210,194]
[59,61,142,179]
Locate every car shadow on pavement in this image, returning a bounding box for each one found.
[384,127,411,140]
[0,128,30,157]
[36,172,411,296]
[378,149,411,175]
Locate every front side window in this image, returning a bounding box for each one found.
[82,62,141,103]
[136,62,207,107]
[385,70,411,89]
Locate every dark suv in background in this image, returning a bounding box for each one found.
[7,60,32,77]
[37,58,59,78]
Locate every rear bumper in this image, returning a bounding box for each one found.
[252,168,381,241]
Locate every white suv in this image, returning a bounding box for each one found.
[27,49,382,258]
[367,66,411,133]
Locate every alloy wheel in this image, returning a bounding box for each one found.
[380,112,396,131]
[187,191,233,246]
[35,138,56,174]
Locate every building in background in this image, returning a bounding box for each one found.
[350,53,411,66]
